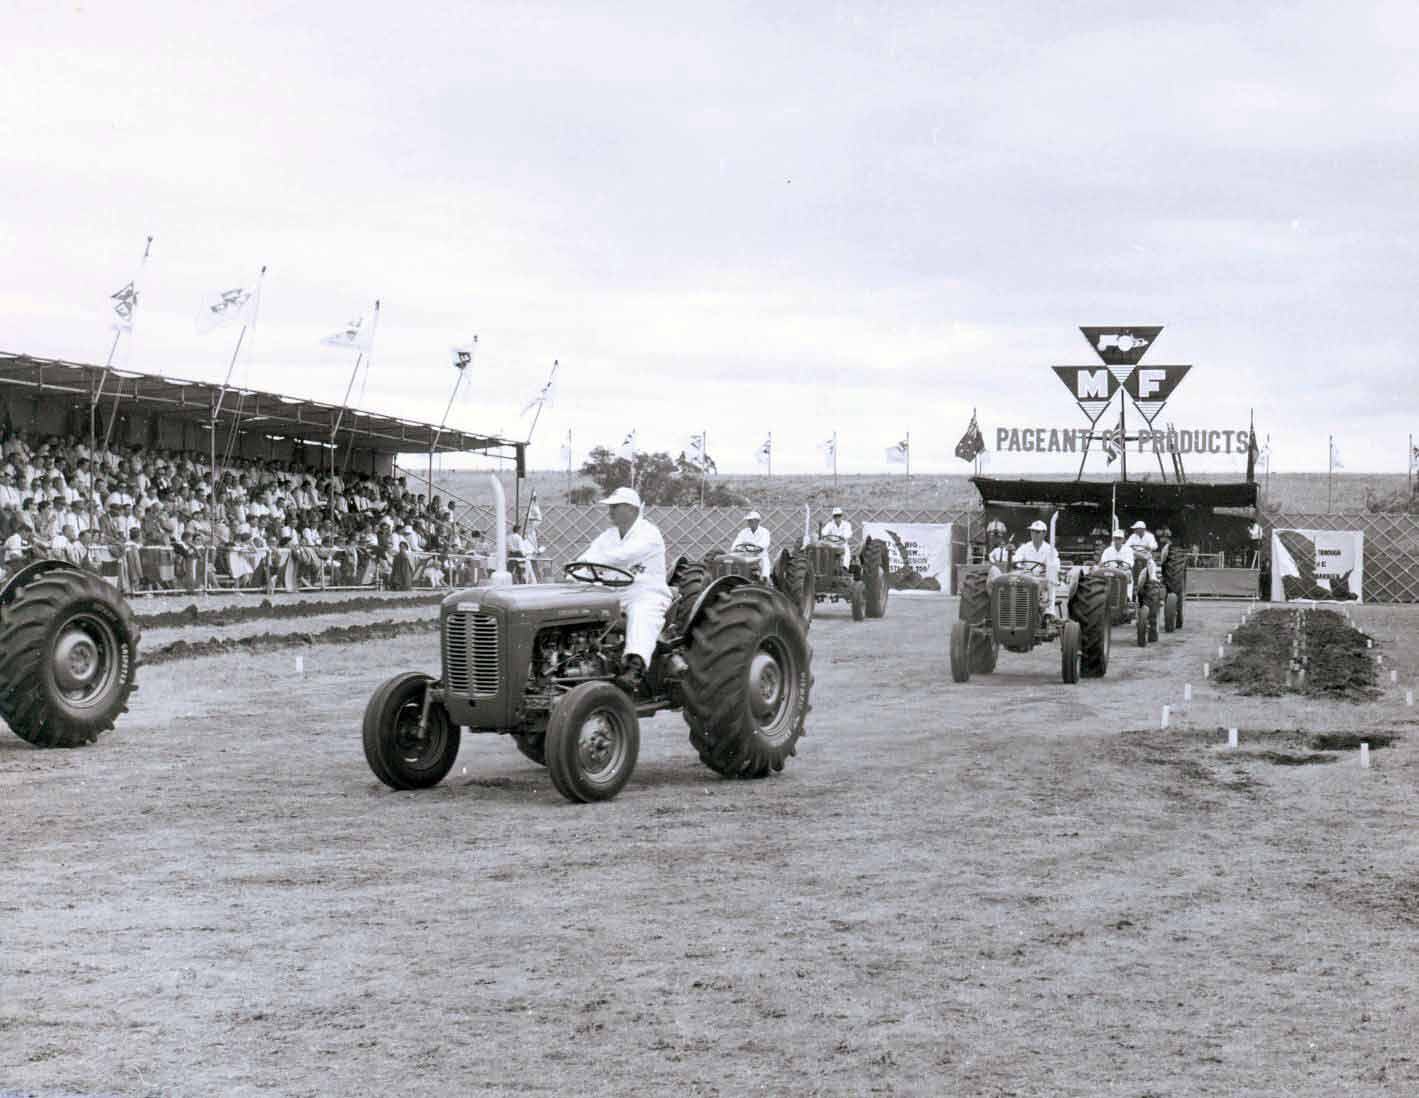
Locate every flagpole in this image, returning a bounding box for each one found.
[1118,390,1128,482]
[566,428,573,501]
[525,359,558,446]
[329,299,378,517]
[1327,434,1333,513]
[700,429,706,509]
[905,430,911,508]
[1409,432,1413,498]
[1266,433,1272,501]
[431,335,476,497]
[833,430,838,494]
[768,431,772,485]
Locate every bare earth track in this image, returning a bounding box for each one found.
[3,597,1417,1097]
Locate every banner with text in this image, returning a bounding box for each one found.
[996,425,1256,455]
[863,521,952,593]
[1270,529,1364,604]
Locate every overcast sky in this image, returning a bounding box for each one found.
[2,1,1415,476]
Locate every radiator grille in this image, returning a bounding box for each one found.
[1000,584,1033,631]
[445,612,501,696]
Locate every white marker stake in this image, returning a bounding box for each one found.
[296,654,304,675]
[1160,705,1170,730]
[1218,645,1225,659]
[1227,728,1238,750]
[1391,670,1398,684]
[1360,743,1370,768]
[1203,661,1210,679]
[1378,654,1384,666]
[1367,639,1372,649]
[1227,633,1233,644]
[1406,689,1414,707]
[1184,683,1193,703]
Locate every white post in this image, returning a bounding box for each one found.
[1227,728,1238,750]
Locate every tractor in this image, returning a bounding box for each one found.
[0,560,140,748]
[690,543,816,627]
[1158,532,1186,631]
[362,558,814,804]
[1130,546,1176,645]
[801,530,889,622]
[950,558,1111,684]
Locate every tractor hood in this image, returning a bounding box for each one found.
[441,583,621,618]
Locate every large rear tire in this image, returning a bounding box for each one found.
[669,562,709,634]
[958,565,990,625]
[682,585,813,780]
[1163,592,1179,633]
[1161,548,1187,629]
[0,568,139,748]
[950,621,972,683]
[774,549,816,629]
[1071,571,1111,678]
[362,672,460,790]
[1136,604,1150,648]
[545,682,639,803]
[863,540,889,619]
[1061,621,1082,684]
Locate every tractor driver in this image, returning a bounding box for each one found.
[1099,529,1130,568]
[820,506,853,568]
[580,486,673,692]
[1013,519,1060,618]
[730,509,772,579]
[986,519,1011,565]
[1124,520,1158,553]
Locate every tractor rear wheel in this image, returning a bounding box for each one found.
[1163,592,1179,633]
[1161,549,1187,628]
[850,581,866,621]
[958,565,990,626]
[0,567,139,748]
[545,681,639,803]
[682,585,812,780]
[1071,571,1111,678]
[1061,621,1082,683]
[362,671,460,790]
[863,540,889,619]
[1146,584,1163,642]
[775,549,815,629]
[950,621,972,683]
[511,732,547,767]
[669,562,709,634]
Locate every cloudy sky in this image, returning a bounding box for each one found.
[2,1,1415,476]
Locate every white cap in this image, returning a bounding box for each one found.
[832,507,843,516]
[600,486,642,508]
[1028,520,1047,532]
[1112,528,1125,538]
[1131,520,1147,530]
[745,510,761,521]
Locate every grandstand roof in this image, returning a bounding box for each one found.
[0,351,520,458]
[971,475,1258,511]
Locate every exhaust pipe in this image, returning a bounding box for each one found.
[488,474,513,586]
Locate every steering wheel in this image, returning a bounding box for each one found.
[563,560,636,589]
[732,542,763,554]
[1013,560,1047,576]
[819,534,847,545]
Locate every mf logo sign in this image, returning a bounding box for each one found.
[1051,366,1119,423]
[1123,364,1191,423]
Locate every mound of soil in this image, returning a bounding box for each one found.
[143,618,438,665]
[1213,608,1378,701]
[137,593,445,630]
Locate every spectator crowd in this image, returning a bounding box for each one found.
[0,430,491,593]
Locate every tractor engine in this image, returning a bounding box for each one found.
[529,623,620,691]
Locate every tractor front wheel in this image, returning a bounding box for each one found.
[1136,604,1150,648]
[545,682,639,803]
[1061,621,1082,683]
[950,621,972,683]
[362,672,460,790]
[1163,592,1179,633]
[682,585,812,780]
[863,540,889,619]
[1147,584,1163,642]
[850,581,866,621]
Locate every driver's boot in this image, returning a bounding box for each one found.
[614,654,646,695]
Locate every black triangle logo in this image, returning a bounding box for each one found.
[1080,326,1163,366]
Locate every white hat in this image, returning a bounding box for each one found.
[832,507,843,516]
[745,510,761,521]
[1131,520,1147,530]
[600,486,642,508]
[1112,528,1125,538]
[1028,520,1047,532]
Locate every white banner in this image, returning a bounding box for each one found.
[862,521,952,593]
[1270,528,1364,604]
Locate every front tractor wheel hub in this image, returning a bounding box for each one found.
[54,630,101,693]
[577,714,625,782]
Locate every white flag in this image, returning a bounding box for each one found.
[110,281,140,332]
[321,315,374,352]
[451,344,478,405]
[755,436,772,466]
[197,287,255,334]
[885,438,909,464]
[560,441,574,466]
[617,430,637,460]
[819,435,836,471]
[1330,441,1343,470]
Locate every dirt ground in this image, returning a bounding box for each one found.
[3,595,1418,1098]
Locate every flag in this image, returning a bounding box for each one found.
[451,343,478,405]
[687,433,716,473]
[1100,427,1121,465]
[527,492,542,523]
[755,436,772,466]
[1410,444,1419,473]
[885,438,909,464]
[819,435,836,471]
[617,431,637,460]
[1330,441,1343,470]
[954,412,986,463]
[520,360,559,417]
[110,281,139,332]
[321,315,374,352]
[197,287,255,334]
[1246,426,1260,481]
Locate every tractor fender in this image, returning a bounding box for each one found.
[682,574,752,635]
[0,558,85,610]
